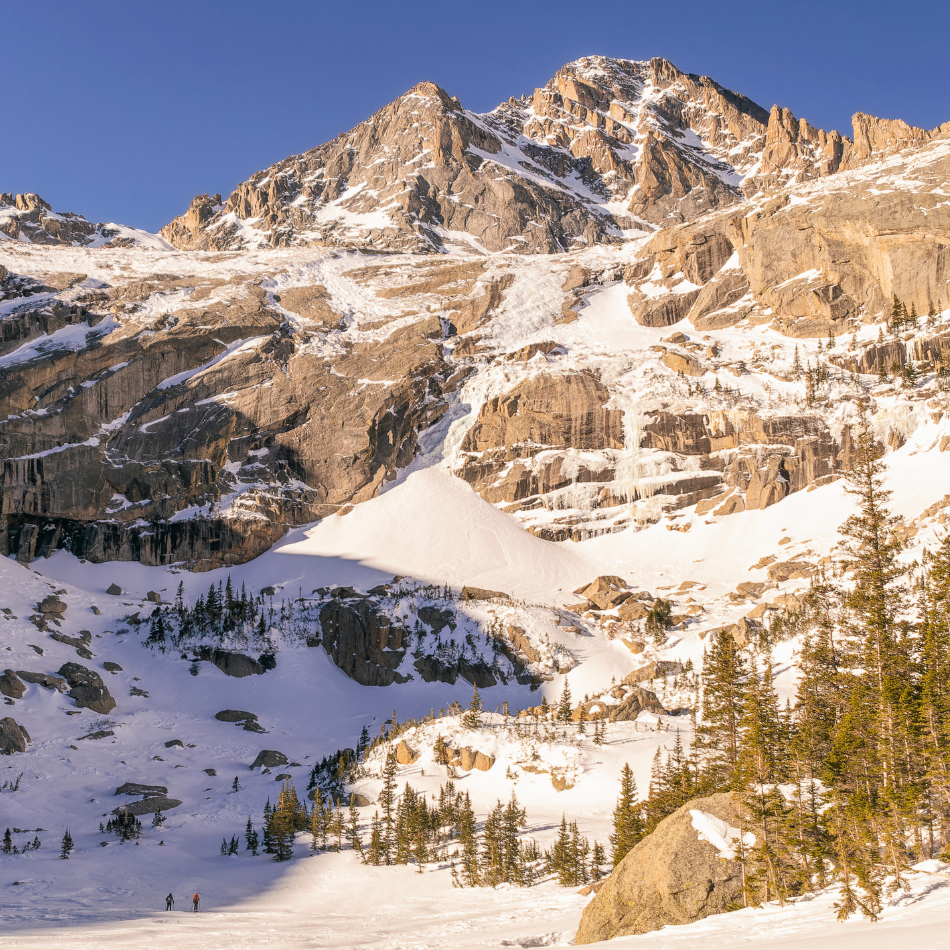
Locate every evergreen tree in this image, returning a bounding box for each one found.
[463,683,483,729]
[696,629,750,787]
[244,817,259,855]
[60,829,73,860]
[2,828,11,854]
[557,679,573,722]
[610,763,643,866]
[458,792,480,886]
[347,794,363,856]
[378,749,399,864]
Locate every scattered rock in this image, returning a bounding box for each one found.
[576,793,750,943]
[0,670,25,700]
[146,591,161,603]
[103,662,123,673]
[107,584,123,595]
[473,751,495,771]
[77,729,114,740]
[250,750,288,769]
[129,686,148,697]
[204,768,217,777]
[767,560,815,582]
[0,717,31,754]
[49,631,94,658]
[164,739,184,748]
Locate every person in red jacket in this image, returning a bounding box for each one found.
[193,891,200,912]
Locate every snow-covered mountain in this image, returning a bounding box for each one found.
[3,53,950,949]
[160,57,949,255]
[0,192,171,250]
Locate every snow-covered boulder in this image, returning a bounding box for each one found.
[575,792,751,943]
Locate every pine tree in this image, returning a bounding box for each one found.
[610,764,643,866]
[347,794,363,856]
[232,776,241,793]
[463,683,483,729]
[2,828,11,854]
[558,679,573,722]
[379,749,399,864]
[60,829,74,859]
[245,816,259,855]
[591,841,606,881]
[696,629,750,787]
[458,792,480,886]
[310,787,325,852]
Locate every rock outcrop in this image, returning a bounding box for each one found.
[197,648,265,678]
[250,750,288,769]
[317,598,411,687]
[576,792,750,942]
[57,662,116,714]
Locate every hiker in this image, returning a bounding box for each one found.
[165,892,174,911]
[193,891,200,912]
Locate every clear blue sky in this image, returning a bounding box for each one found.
[4,0,948,233]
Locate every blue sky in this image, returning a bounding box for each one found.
[4,0,948,233]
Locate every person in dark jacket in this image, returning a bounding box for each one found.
[165,893,174,911]
[193,891,200,912]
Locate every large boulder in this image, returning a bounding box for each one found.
[37,595,67,614]
[197,647,265,678]
[250,750,288,769]
[575,792,750,943]
[0,717,31,754]
[17,671,67,691]
[215,709,258,723]
[57,662,116,714]
[608,687,667,721]
[0,670,25,699]
[113,795,182,817]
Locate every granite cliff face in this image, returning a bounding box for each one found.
[3,55,950,566]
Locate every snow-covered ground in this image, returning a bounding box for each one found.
[4,426,950,946]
